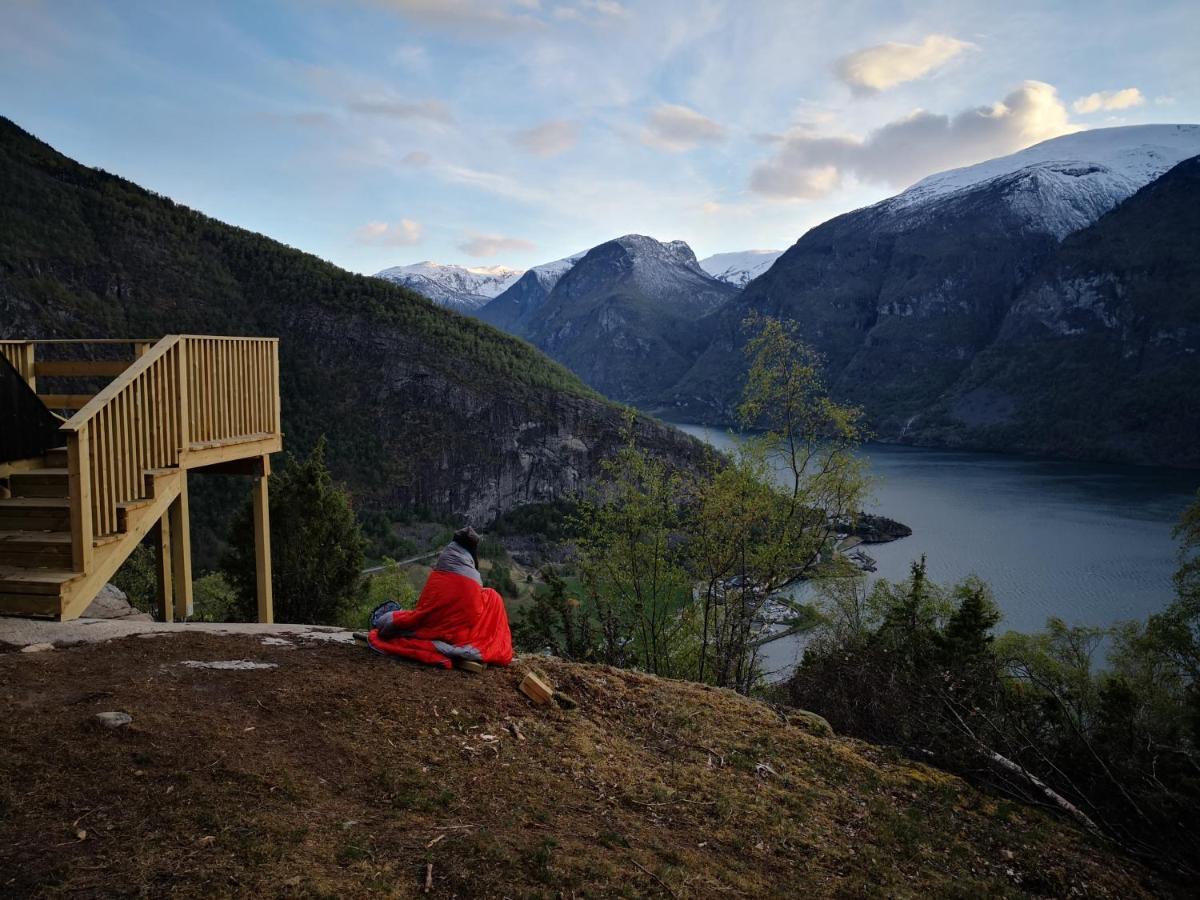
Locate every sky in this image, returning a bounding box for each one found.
[1,0,1197,274]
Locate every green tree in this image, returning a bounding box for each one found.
[221,438,367,624]
[110,543,158,615]
[574,411,693,676]
[514,567,596,660]
[190,572,240,622]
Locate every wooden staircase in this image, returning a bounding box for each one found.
[0,336,282,622]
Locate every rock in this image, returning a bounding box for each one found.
[850,514,913,544]
[20,642,55,653]
[81,584,153,621]
[94,711,132,728]
[180,660,277,670]
[786,709,834,738]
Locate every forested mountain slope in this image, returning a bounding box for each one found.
[0,117,702,549]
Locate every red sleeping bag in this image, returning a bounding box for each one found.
[367,568,513,668]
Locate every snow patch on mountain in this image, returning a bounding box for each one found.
[892,124,1200,238]
[527,252,584,287]
[700,250,784,287]
[375,261,525,311]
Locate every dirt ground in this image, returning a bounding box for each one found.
[0,633,1165,898]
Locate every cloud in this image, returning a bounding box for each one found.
[510,119,580,157]
[354,219,424,246]
[835,34,973,94]
[401,150,432,166]
[553,0,628,22]
[1072,88,1144,114]
[640,103,726,152]
[751,81,1079,199]
[389,44,430,71]
[346,96,454,123]
[459,233,536,257]
[579,0,628,17]
[365,0,543,32]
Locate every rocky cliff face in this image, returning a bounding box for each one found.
[914,155,1200,465]
[281,305,705,522]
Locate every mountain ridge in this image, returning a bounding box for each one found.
[374,260,524,312]
[699,249,783,287]
[512,234,739,403]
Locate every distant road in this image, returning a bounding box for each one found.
[362,551,438,576]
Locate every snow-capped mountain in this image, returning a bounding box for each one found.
[667,124,1200,439]
[375,261,525,312]
[492,234,738,403]
[699,250,783,287]
[477,252,584,332]
[893,124,1200,238]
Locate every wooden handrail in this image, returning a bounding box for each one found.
[60,336,182,432]
[0,339,155,345]
[47,335,281,545]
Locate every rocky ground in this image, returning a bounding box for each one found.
[0,624,1168,898]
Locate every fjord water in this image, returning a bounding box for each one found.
[676,424,1200,661]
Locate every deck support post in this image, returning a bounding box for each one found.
[154,518,174,624]
[154,516,174,623]
[168,473,193,619]
[252,455,273,624]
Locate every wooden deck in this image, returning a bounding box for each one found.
[0,336,282,622]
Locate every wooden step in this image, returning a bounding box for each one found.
[0,530,73,567]
[43,448,68,467]
[8,468,70,498]
[0,591,61,618]
[0,566,78,596]
[0,497,71,531]
[116,497,153,533]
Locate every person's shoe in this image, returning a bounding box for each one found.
[369,600,401,630]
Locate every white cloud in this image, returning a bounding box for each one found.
[640,103,726,152]
[354,219,424,246]
[835,34,974,94]
[1072,88,1144,114]
[459,233,537,256]
[401,150,432,166]
[1155,95,1177,106]
[346,96,454,123]
[511,119,580,157]
[751,81,1079,200]
[579,0,628,17]
[366,0,543,32]
[389,44,430,71]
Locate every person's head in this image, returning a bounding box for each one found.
[453,526,480,568]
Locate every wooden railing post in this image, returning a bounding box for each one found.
[67,425,94,573]
[176,338,190,455]
[20,342,36,394]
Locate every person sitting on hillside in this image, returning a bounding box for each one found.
[367,527,513,669]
